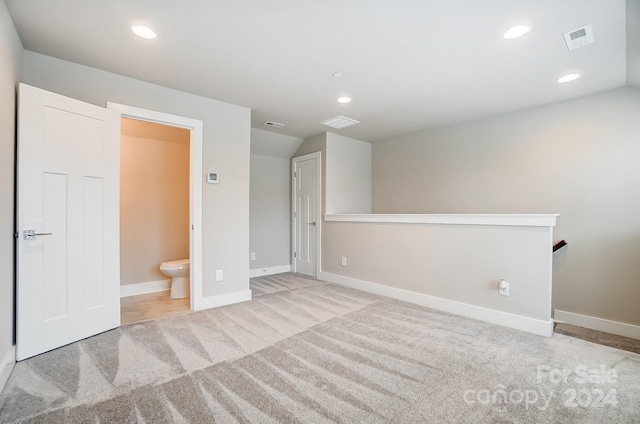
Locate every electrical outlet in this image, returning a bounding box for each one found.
[250,252,256,261]
[341,256,347,267]
[499,279,510,296]
[216,270,223,282]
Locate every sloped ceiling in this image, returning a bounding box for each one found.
[250,128,302,158]
[5,0,636,143]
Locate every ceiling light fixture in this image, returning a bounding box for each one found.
[557,73,580,83]
[337,96,351,104]
[333,72,343,78]
[132,25,157,39]
[504,25,530,39]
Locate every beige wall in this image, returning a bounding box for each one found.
[628,0,640,87]
[325,133,372,214]
[249,154,291,269]
[372,87,640,326]
[248,128,302,271]
[22,51,251,299]
[322,220,552,322]
[120,119,189,286]
[0,0,22,380]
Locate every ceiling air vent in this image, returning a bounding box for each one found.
[319,115,360,130]
[563,24,594,50]
[262,121,285,128]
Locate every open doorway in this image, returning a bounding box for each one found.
[107,103,203,324]
[119,118,191,323]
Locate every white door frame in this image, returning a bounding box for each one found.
[291,152,322,277]
[107,103,204,310]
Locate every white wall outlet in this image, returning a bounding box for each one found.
[499,279,510,296]
[341,256,347,267]
[250,252,256,261]
[216,270,223,281]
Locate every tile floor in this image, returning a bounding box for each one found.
[120,290,190,325]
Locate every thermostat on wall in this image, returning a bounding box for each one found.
[206,172,219,184]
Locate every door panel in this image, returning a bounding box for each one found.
[42,172,68,321]
[16,83,120,360]
[293,155,318,277]
[84,176,105,310]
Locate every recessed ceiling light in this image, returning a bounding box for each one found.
[333,72,343,78]
[337,96,351,104]
[557,73,580,83]
[132,25,156,39]
[504,25,530,39]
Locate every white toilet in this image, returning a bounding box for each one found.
[160,259,190,299]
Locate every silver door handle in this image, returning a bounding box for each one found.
[308,222,316,226]
[23,230,53,240]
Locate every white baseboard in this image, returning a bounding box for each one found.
[554,310,640,340]
[194,289,253,311]
[320,272,554,337]
[0,345,16,393]
[120,279,171,298]
[249,265,292,278]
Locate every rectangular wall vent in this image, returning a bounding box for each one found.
[563,24,594,50]
[319,115,360,129]
[262,121,285,128]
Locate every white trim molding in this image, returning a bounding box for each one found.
[321,272,554,337]
[194,290,252,311]
[0,346,16,393]
[120,280,172,298]
[554,310,640,340]
[249,265,292,278]
[107,102,204,314]
[324,213,558,227]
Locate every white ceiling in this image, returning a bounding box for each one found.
[5,0,637,143]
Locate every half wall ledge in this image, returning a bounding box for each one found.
[321,213,559,336]
[324,213,558,227]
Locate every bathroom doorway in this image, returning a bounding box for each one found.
[119,118,190,323]
[107,103,204,324]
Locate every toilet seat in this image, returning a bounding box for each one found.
[160,259,190,270]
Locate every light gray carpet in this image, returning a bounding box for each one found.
[1,273,639,423]
[248,273,325,297]
[554,322,640,354]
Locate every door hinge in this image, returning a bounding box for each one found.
[294,252,297,258]
[294,171,297,178]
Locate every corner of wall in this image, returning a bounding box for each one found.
[0,345,16,393]
[0,0,24,392]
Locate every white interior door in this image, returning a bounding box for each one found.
[292,153,321,277]
[16,83,120,360]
